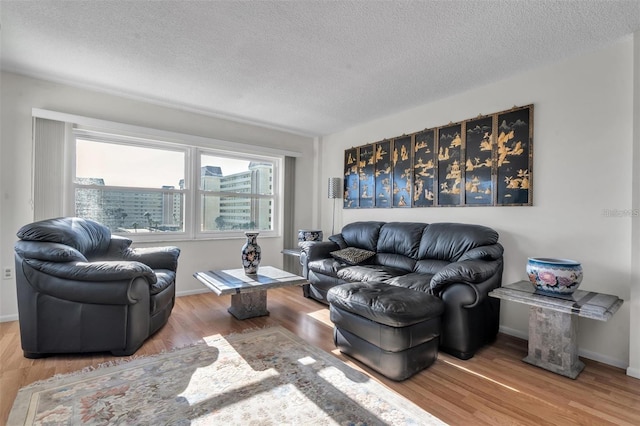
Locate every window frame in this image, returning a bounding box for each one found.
[195,147,280,239]
[69,128,283,242]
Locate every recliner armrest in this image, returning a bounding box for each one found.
[14,241,87,263]
[103,235,133,258]
[122,246,181,271]
[20,259,152,305]
[24,258,157,283]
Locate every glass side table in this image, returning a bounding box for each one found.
[489,280,623,379]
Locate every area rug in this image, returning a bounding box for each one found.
[9,326,445,425]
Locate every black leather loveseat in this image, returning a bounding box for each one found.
[14,217,180,358]
[300,221,504,360]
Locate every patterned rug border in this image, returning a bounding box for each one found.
[11,325,275,399]
[9,326,445,425]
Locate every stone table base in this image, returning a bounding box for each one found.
[488,280,623,379]
[194,266,309,321]
[523,307,584,379]
[228,290,269,320]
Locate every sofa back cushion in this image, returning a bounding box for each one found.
[341,221,385,251]
[377,222,426,258]
[374,253,416,272]
[17,217,112,259]
[417,222,499,262]
[414,259,451,274]
[372,222,427,272]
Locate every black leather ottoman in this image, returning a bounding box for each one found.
[327,281,444,381]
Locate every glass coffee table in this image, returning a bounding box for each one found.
[194,266,309,320]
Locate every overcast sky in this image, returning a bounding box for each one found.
[76,140,250,188]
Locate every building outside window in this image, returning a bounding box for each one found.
[73,132,279,239]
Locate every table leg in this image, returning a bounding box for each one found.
[228,290,269,320]
[523,306,584,379]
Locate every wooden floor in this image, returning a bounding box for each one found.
[1,286,639,425]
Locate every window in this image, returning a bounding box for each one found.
[198,152,275,233]
[74,137,186,234]
[72,129,281,240]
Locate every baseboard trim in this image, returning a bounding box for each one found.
[626,366,640,379]
[176,288,210,297]
[498,325,628,371]
[0,314,19,323]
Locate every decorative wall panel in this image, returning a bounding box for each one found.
[413,129,436,207]
[496,108,533,205]
[464,116,494,205]
[374,140,392,208]
[358,144,375,208]
[343,105,533,208]
[392,136,412,207]
[437,123,463,206]
[343,148,359,208]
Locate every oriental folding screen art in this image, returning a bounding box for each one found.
[343,105,533,208]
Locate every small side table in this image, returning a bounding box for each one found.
[489,280,623,379]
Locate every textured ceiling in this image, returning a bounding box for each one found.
[1,1,639,136]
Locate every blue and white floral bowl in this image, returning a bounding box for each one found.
[526,257,583,295]
[297,229,323,242]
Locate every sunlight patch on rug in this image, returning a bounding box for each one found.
[9,326,446,425]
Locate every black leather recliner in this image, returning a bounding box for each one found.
[14,217,180,358]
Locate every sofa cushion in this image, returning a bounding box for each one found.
[418,222,499,262]
[375,253,416,272]
[337,265,406,282]
[328,234,348,249]
[341,221,385,251]
[308,258,344,276]
[330,247,376,265]
[384,272,434,292]
[414,259,450,275]
[377,222,426,258]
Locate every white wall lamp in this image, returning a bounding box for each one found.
[328,177,342,235]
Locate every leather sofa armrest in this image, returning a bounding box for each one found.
[299,241,340,262]
[122,246,181,271]
[430,258,503,296]
[458,243,504,262]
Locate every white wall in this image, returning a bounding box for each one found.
[0,72,316,321]
[320,36,636,369]
[629,31,640,379]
